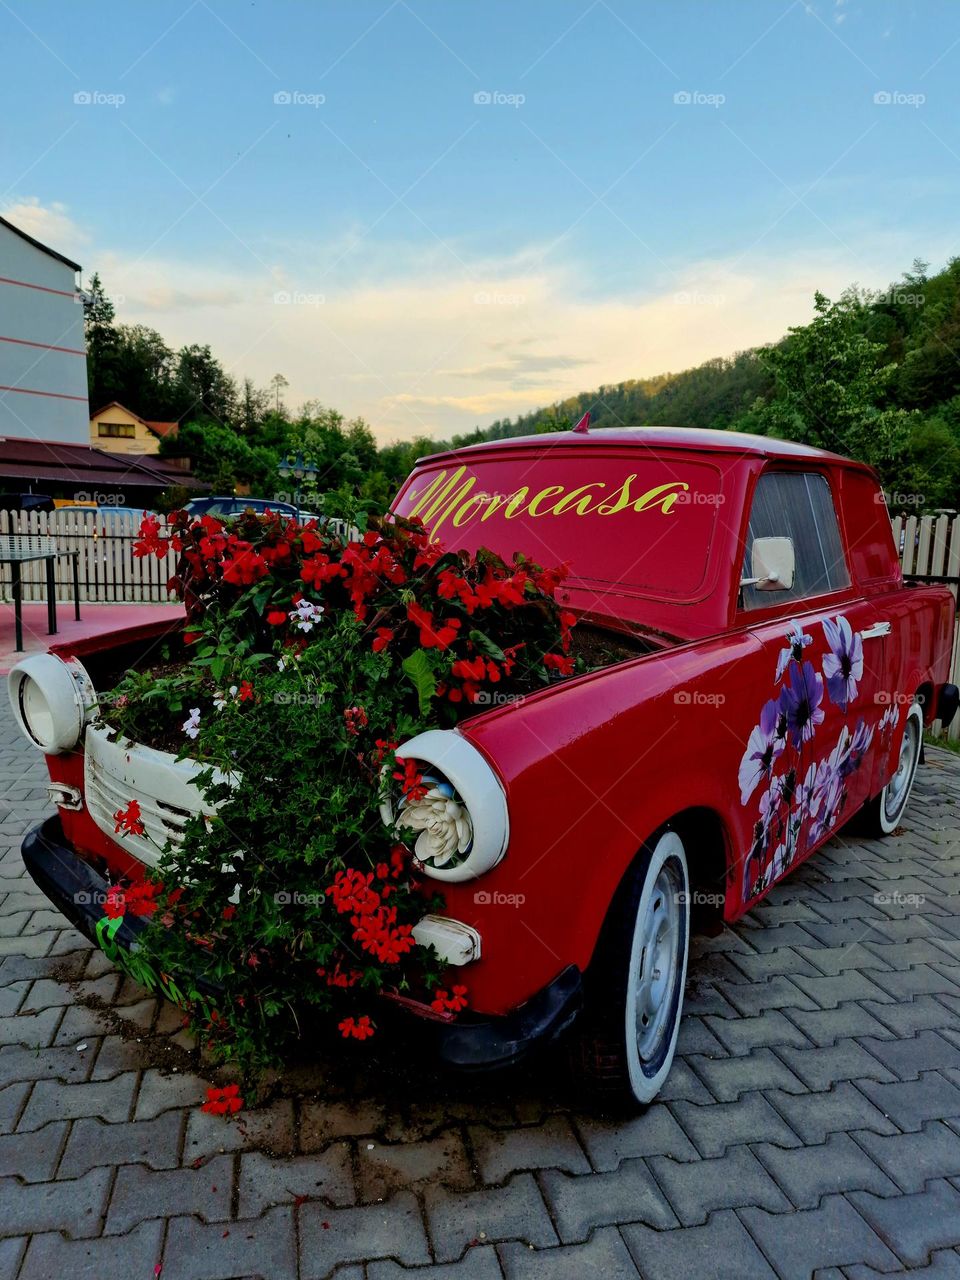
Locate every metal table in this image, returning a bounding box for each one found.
[0,536,81,652]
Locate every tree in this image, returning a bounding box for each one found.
[83,272,118,411]
[269,373,289,415]
[175,345,238,425]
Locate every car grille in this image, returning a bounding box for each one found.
[84,724,232,869]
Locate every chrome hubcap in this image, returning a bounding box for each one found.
[635,864,681,1061]
[884,717,919,824]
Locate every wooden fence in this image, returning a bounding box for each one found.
[0,509,177,605]
[2,507,960,736]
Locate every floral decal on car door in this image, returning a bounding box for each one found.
[738,615,895,904]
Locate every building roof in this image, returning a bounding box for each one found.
[91,402,179,439]
[420,425,870,472]
[0,214,82,273]
[0,436,202,491]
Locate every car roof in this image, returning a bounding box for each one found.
[417,425,873,473]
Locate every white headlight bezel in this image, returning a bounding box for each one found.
[7,653,96,753]
[381,729,509,882]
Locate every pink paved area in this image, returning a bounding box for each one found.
[0,602,182,673]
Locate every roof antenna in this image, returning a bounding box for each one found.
[572,411,590,434]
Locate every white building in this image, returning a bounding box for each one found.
[0,215,89,445]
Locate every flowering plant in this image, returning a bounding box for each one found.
[99,506,578,1076]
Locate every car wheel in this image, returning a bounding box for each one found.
[571,828,690,1110]
[863,701,923,836]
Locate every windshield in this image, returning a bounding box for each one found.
[392,450,724,600]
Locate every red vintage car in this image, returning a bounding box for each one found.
[10,427,959,1108]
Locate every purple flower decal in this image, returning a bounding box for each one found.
[778,660,825,750]
[822,615,864,711]
[776,621,814,682]
[738,698,786,804]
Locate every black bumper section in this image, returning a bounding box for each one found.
[22,817,583,1072]
[937,684,960,729]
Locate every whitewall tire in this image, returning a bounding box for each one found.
[866,701,923,836]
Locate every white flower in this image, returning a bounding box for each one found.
[397,781,473,868]
[213,686,239,711]
[183,707,201,739]
[290,599,324,633]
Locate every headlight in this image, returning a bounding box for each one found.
[380,730,509,882]
[7,654,96,753]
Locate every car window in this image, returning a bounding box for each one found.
[741,471,849,611]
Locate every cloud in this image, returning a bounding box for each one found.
[1,197,89,256]
[8,198,953,444]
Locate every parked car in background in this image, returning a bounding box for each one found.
[10,427,959,1108]
[182,496,300,520]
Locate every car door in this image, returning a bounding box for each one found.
[735,468,886,906]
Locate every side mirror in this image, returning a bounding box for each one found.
[741,536,795,591]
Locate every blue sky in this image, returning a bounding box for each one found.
[2,0,959,440]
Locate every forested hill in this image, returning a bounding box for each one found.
[446,256,960,513]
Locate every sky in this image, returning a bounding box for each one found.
[2,0,959,443]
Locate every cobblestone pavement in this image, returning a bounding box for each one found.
[3,703,960,1279]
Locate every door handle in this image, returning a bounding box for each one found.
[861,621,891,640]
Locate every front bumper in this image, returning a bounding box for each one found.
[22,817,583,1071]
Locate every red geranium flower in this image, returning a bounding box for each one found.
[113,799,145,837]
[338,1015,375,1040]
[202,1083,243,1115]
[431,984,469,1014]
[266,610,287,626]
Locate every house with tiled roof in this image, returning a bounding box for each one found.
[89,402,179,455]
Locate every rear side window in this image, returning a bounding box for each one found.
[741,471,849,611]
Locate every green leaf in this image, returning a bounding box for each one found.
[469,629,506,661]
[401,648,438,715]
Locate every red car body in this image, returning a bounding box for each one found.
[18,428,958,1029]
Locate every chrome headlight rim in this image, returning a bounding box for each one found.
[7,653,96,753]
[380,729,508,883]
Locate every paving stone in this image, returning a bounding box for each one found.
[870,963,960,1001]
[854,1121,960,1192]
[105,1152,234,1233]
[0,1005,61,1048]
[0,1079,30,1134]
[499,1226,639,1278]
[369,1247,503,1279]
[17,1073,138,1130]
[716,974,818,1018]
[766,1082,898,1144]
[59,1112,184,1177]
[299,1096,388,1148]
[0,978,28,1016]
[0,1040,95,1084]
[238,1146,357,1216]
[19,1220,165,1280]
[753,1130,899,1208]
[540,1159,677,1241]
[789,970,895,1009]
[163,1205,297,1280]
[184,1096,297,1158]
[858,1071,960,1131]
[649,1142,789,1225]
[0,1237,27,1279]
[300,1192,431,1275]
[863,939,958,970]
[360,1130,474,1202]
[705,1009,812,1054]
[776,1038,897,1090]
[133,1067,209,1120]
[622,1209,777,1278]
[739,1193,901,1279]
[0,1119,67,1181]
[687,1046,806,1102]
[850,1178,960,1267]
[845,1249,960,1279]
[0,1166,111,1238]
[782,1001,893,1046]
[573,1102,698,1172]
[425,1173,559,1263]
[729,947,833,981]
[670,1093,801,1158]
[676,1014,727,1056]
[861,994,957,1036]
[469,1116,590,1182]
[860,1029,960,1080]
